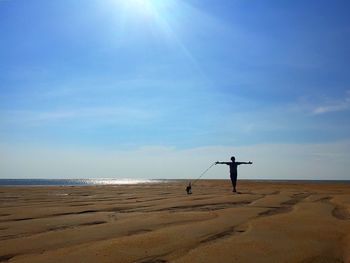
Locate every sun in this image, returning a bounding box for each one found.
[123,0,158,18]
[128,0,153,8]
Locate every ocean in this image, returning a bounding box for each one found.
[0,179,348,186]
[0,178,166,186]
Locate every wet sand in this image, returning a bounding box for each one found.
[0,180,349,263]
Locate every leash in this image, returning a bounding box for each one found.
[191,162,216,186]
[186,162,216,194]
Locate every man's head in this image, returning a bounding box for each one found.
[231,156,235,162]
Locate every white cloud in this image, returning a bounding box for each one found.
[0,107,157,126]
[291,91,350,116]
[312,100,350,115]
[1,141,349,180]
[311,90,350,115]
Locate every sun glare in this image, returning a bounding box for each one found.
[129,0,153,8]
[108,0,201,73]
[123,0,158,18]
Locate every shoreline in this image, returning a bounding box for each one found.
[0,178,349,187]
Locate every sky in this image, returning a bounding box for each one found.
[1,0,350,180]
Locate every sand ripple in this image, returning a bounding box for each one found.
[0,180,349,263]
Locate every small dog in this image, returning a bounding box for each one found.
[186,182,192,195]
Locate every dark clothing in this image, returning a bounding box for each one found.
[221,162,244,174]
[230,173,237,188]
[216,159,251,192]
[223,162,245,189]
[229,162,238,175]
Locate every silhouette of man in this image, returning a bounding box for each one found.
[215,156,252,193]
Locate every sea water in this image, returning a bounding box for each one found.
[0,179,348,186]
[0,178,166,186]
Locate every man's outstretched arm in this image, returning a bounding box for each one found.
[236,161,253,165]
[215,161,231,165]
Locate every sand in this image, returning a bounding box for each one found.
[0,180,349,263]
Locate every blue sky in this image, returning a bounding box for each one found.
[1,0,350,179]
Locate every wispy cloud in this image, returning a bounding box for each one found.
[292,90,350,116]
[312,101,350,115]
[311,90,350,115]
[0,107,157,126]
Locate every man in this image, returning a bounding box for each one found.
[216,156,252,193]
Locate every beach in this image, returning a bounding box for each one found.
[0,180,349,263]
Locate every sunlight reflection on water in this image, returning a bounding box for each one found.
[0,179,165,186]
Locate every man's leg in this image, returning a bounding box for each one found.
[230,174,237,192]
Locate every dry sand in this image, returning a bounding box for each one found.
[0,180,349,263]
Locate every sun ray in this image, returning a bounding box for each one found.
[108,0,210,79]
